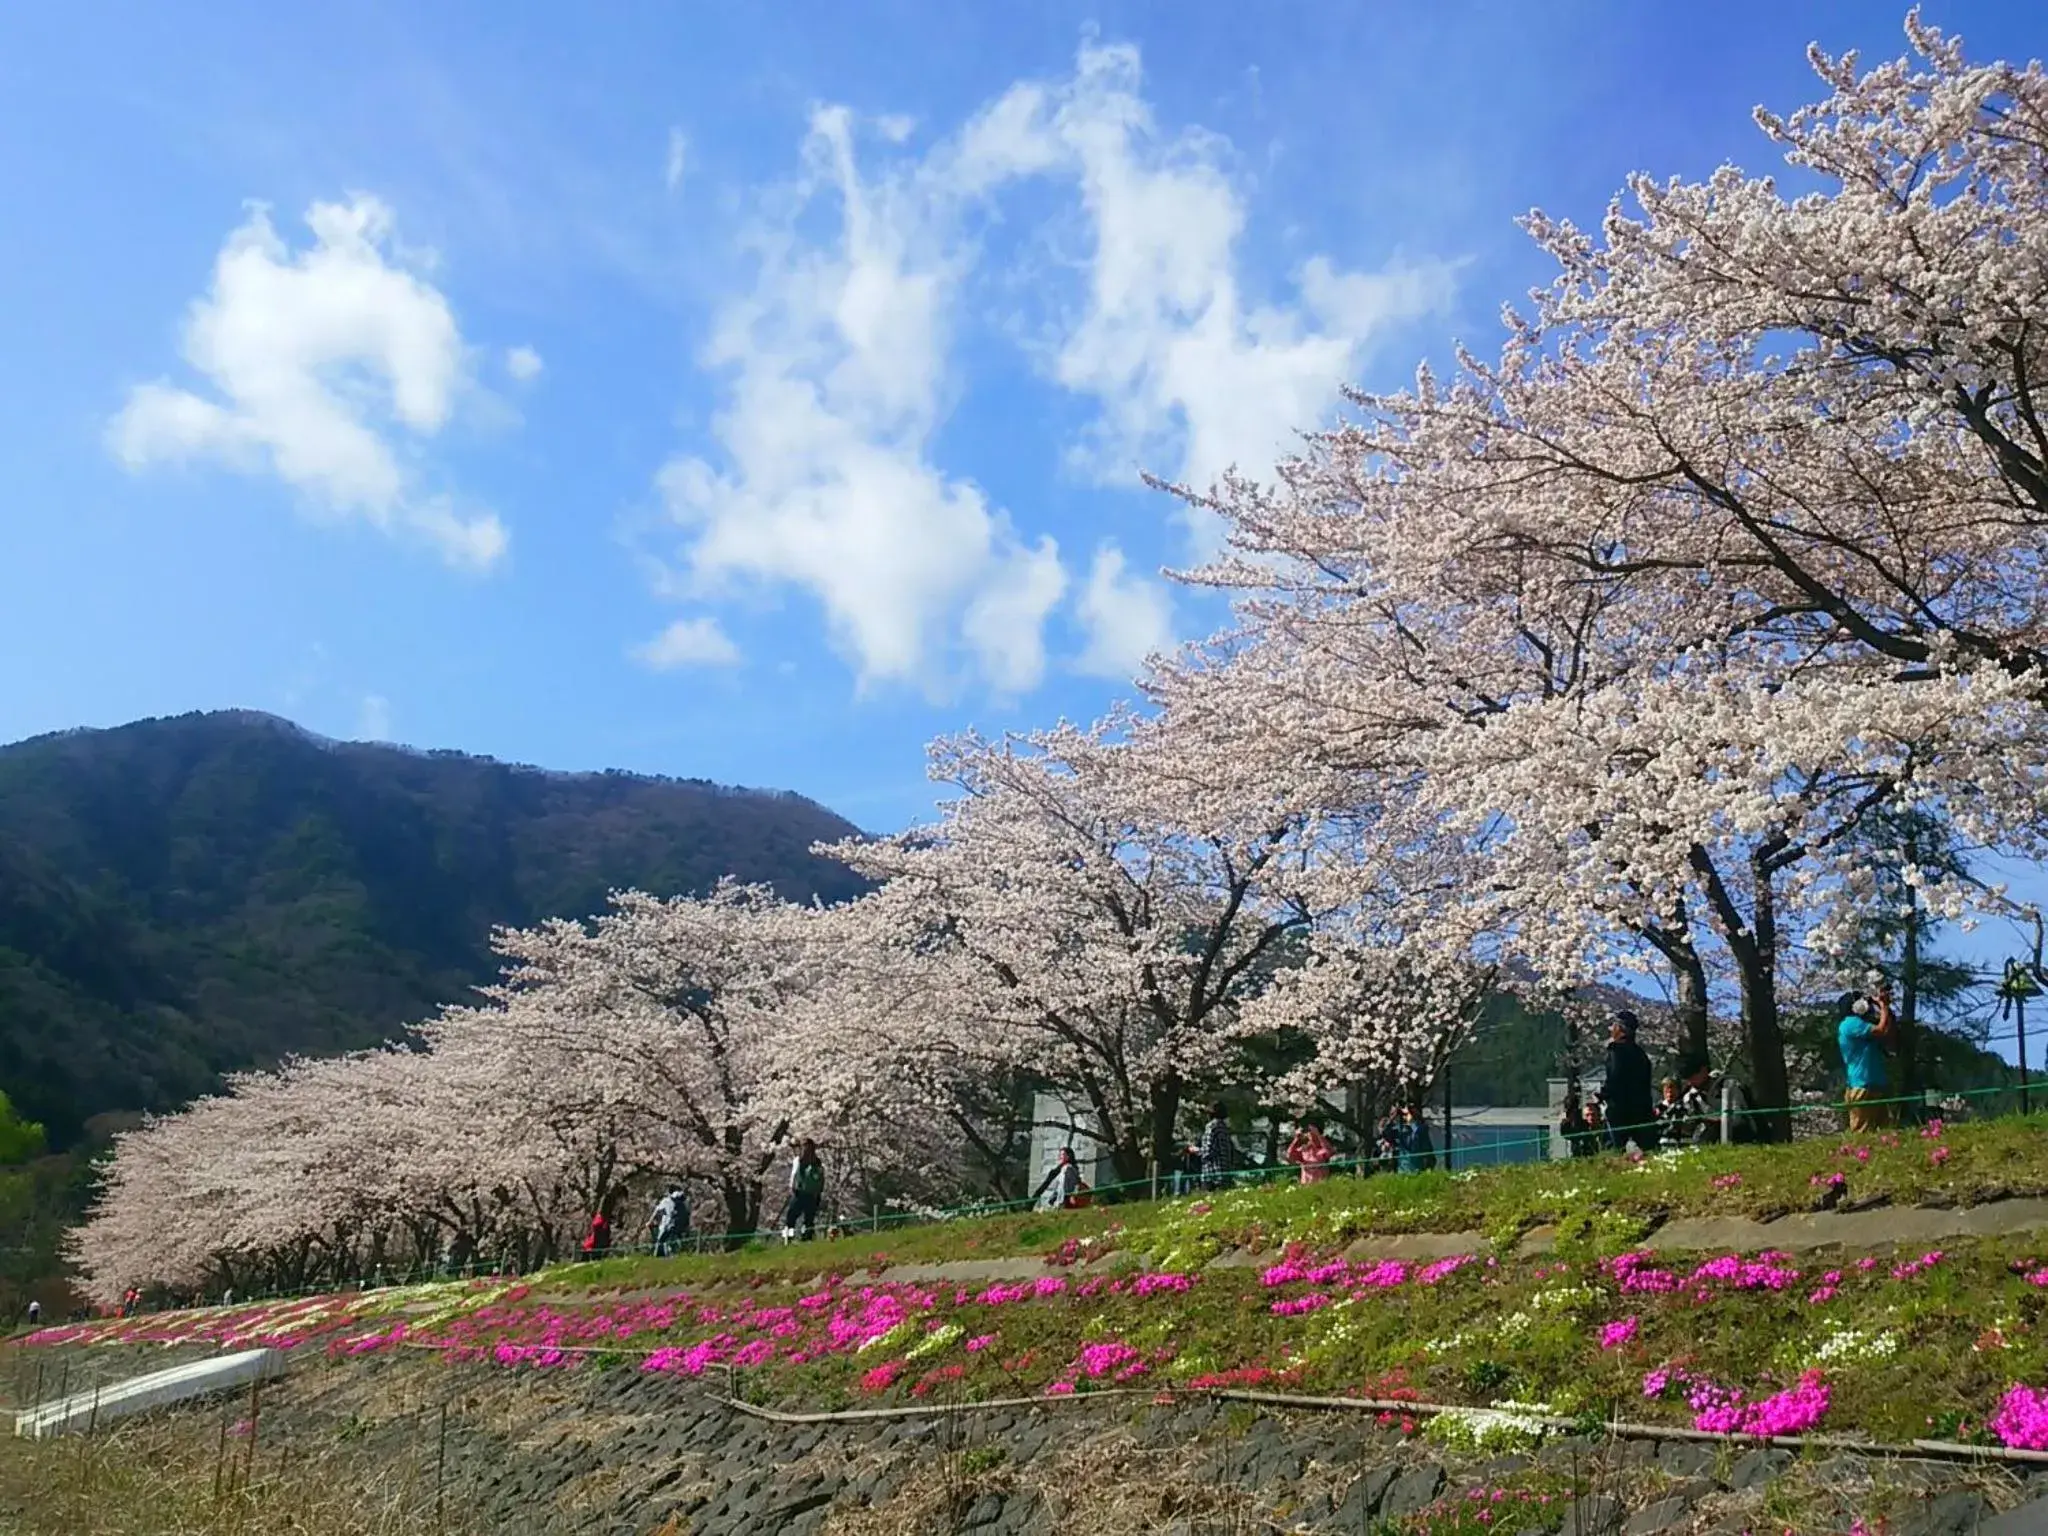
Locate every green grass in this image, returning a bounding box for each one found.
[446,1118,2048,1452]
[584,1232,2048,1446]
[559,1113,2041,1295]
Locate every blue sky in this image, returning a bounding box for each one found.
[3,0,2044,852]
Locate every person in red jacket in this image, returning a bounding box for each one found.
[578,1208,612,1262]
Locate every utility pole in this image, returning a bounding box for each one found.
[1998,911,2048,1117]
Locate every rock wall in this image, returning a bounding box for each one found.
[16,1348,2048,1535]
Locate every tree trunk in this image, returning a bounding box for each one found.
[1148,1069,1183,1192]
[1673,950,1711,1070]
[1900,880,1923,1112]
[1742,851,1791,1142]
[722,1176,762,1250]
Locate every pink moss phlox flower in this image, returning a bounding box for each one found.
[1807,1286,1838,1305]
[1130,1272,1195,1298]
[1891,1250,1945,1281]
[1687,1371,1831,1437]
[1856,1257,1879,1272]
[1992,1384,2048,1450]
[1350,1260,1408,1290]
[1598,1316,1639,1351]
[1685,1254,1802,1293]
[1711,1174,1743,1190]
[1930,1146,1951,1167]
[1259,1262,1308,1288]
[1077,1341,1142,1378]
[965,1334,998,1352]
[1043,1380,1076,1396]
[1922,1119,1945,1139]
[1416,1254,1476,1286]
[1305,1261,1350,1286]
[1609,1253,1680,1295]
[1270,1291,1331,1317]
[1810,1171,1847,1189]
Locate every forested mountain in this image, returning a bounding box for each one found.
[0,710,869,1146]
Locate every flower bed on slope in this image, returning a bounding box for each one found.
[16,1277,527,1353]
[38,1232,2048,1455]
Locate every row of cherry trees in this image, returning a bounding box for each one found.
[71,722,1486,1301]
[70,14,2048,1300]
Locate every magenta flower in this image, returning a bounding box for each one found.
[1271,1291,1332,1317]
[1077,1341,1143,1378]
[1993,1384,2048,1450]
[1598,1316,1639,1351]
[1416,1254,1476,1286]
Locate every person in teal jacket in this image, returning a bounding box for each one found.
[1837,989,1894,1132]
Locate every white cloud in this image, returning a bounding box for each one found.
[653,40,1456,694]
[665,128,689,193]
[1074,544,1175,679]
[959,43,1458,542]
[108,195,508,572]
[654,105,1068,697]
[961,535,1068,695]
[356,693,393,741]
[632,615,742,670]
[504,344,544,383]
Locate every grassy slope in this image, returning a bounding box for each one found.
[27,1119,2048,1458]
[19,1126,2048,1534]
[571,1112,2040,1291]
[436,1119,2048,1446]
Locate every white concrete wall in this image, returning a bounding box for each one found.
[14,1348,286,1439]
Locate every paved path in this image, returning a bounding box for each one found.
[376,1196,2048,1317]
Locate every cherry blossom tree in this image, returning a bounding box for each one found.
[1145,14,2048,1133]
[821,720,1327,1185]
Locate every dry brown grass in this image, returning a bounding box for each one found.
[0,1390,479,1536]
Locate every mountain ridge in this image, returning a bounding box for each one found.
[0,709,871,1146]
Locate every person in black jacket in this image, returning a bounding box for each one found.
[1603,1011,1659,1153]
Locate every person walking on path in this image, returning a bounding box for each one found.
[785,1139,826,1241]
[648,1187,689,1257]
[1603,1011,1659,1153]
[578,1207,612,1262]
[1839,989,1896,1133]
[1285,1120,1335,1185]
[1034,1147,1085,1210]
[1199,1103,1236,1190]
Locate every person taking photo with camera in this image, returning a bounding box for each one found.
[1838,986,1896,1133]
